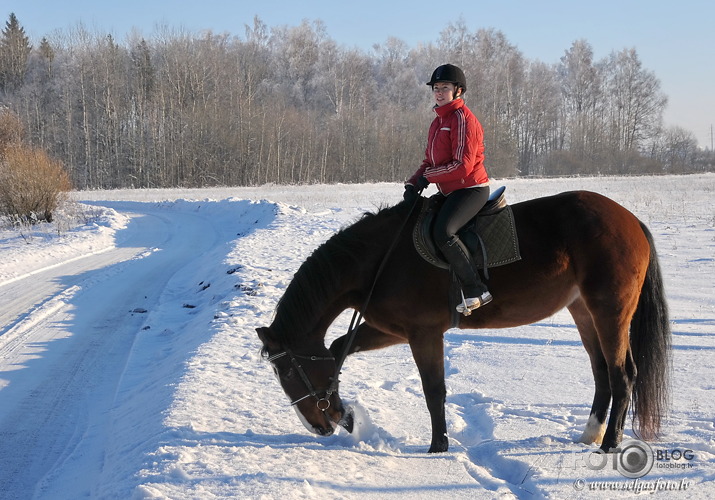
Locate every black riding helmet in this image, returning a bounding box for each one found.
[426,64,467,94]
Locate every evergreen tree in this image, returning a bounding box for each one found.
[0,13,32,91]
[38,37,55,80]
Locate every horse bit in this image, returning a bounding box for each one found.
[266,350,338,411]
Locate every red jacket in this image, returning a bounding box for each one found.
[407,98,489,195]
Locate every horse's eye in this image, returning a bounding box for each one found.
[274,363,294,379]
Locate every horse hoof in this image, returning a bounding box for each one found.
[428,438,449,453]
[339,405,354,434]
[599,441,620,453]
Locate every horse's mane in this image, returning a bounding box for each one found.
[268,199,414,347]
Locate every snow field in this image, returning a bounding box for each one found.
[0,174,712,498]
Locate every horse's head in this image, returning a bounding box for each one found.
[256,327,353,436]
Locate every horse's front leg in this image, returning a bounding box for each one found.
[329,322,405,357]
[409,332,448,453]
[329,323,406,434]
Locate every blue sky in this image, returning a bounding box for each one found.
[6,0,714,147]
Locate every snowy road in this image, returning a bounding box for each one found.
[0,202,237,498]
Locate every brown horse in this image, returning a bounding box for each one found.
[256,190,671,453]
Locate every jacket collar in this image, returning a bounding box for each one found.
[434,98,464,117]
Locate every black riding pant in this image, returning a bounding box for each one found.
[432,186,490,246]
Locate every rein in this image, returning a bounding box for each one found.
[267,191,424,412]
[333,190,424,382]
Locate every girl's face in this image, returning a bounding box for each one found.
[432,82,459,106]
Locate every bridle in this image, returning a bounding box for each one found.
[266,189,424,413]
[266,349,338,410]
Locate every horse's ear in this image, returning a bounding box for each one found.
[256,326,279,351]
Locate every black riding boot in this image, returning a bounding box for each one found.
[439,235,492,314]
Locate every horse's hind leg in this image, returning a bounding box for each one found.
[576,298,637,452]
[600,343,636,451]
[569,299,609,445]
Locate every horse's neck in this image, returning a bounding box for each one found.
[272,241,367,345]
[271,206,405,346]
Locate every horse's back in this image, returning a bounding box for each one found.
[512,190,645,246]
[512,190,650,302]
[476,190,651,326]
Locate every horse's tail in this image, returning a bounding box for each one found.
[630,221,672,440]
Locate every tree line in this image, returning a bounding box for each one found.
[0,13,712,189]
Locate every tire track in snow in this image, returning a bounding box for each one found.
[0,204,230,498]
[0,212,168,497]
[0,285,81,366]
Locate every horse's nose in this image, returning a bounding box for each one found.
[314,424,335,436]
[316,408,339,436]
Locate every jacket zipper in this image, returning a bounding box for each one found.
[429,116,441,167]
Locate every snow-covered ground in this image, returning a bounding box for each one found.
[0,174,713,499]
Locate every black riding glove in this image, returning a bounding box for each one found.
[403,184,417,202]
[416,176,429,190]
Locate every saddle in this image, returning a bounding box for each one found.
[413,186,521,276]
[413,186,521,327]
